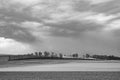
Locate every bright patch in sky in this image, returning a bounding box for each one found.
[0,37,32,54]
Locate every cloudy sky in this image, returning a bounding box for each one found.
[0,0,120,56]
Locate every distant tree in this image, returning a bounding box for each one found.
[44,51,50,57]
[29,53,34,56]
[51,52,55,57]
[51,52,58,58]
[86,54,90,58]
[38,52,42,57]
[35,52,38,56]
[72,53,78,58]
[31,53,34,56]
[92,55,108,60]
[59,53,63,58]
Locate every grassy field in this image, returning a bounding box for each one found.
[0,59,77,68]
[0,59,120,68]
[0,72,120,80]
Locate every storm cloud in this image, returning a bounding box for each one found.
[0,0,120,56]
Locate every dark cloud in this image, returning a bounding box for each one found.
[0,23,38,43]
[92,0,120,14]
[73,0,91,11]
[0,10,44,44]
[0,9,41,22]
[47,21,104,38]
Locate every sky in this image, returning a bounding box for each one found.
[0,0,120,56]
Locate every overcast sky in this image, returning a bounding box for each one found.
[0,0,120,56]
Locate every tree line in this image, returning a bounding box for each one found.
[8,51,120,60]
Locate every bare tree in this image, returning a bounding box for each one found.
[35,52,38,56]
[59,53,63,58]
[72,53,78,58]
[44,51,50,57]
[86,54,90,58]
[39,52,42,57]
